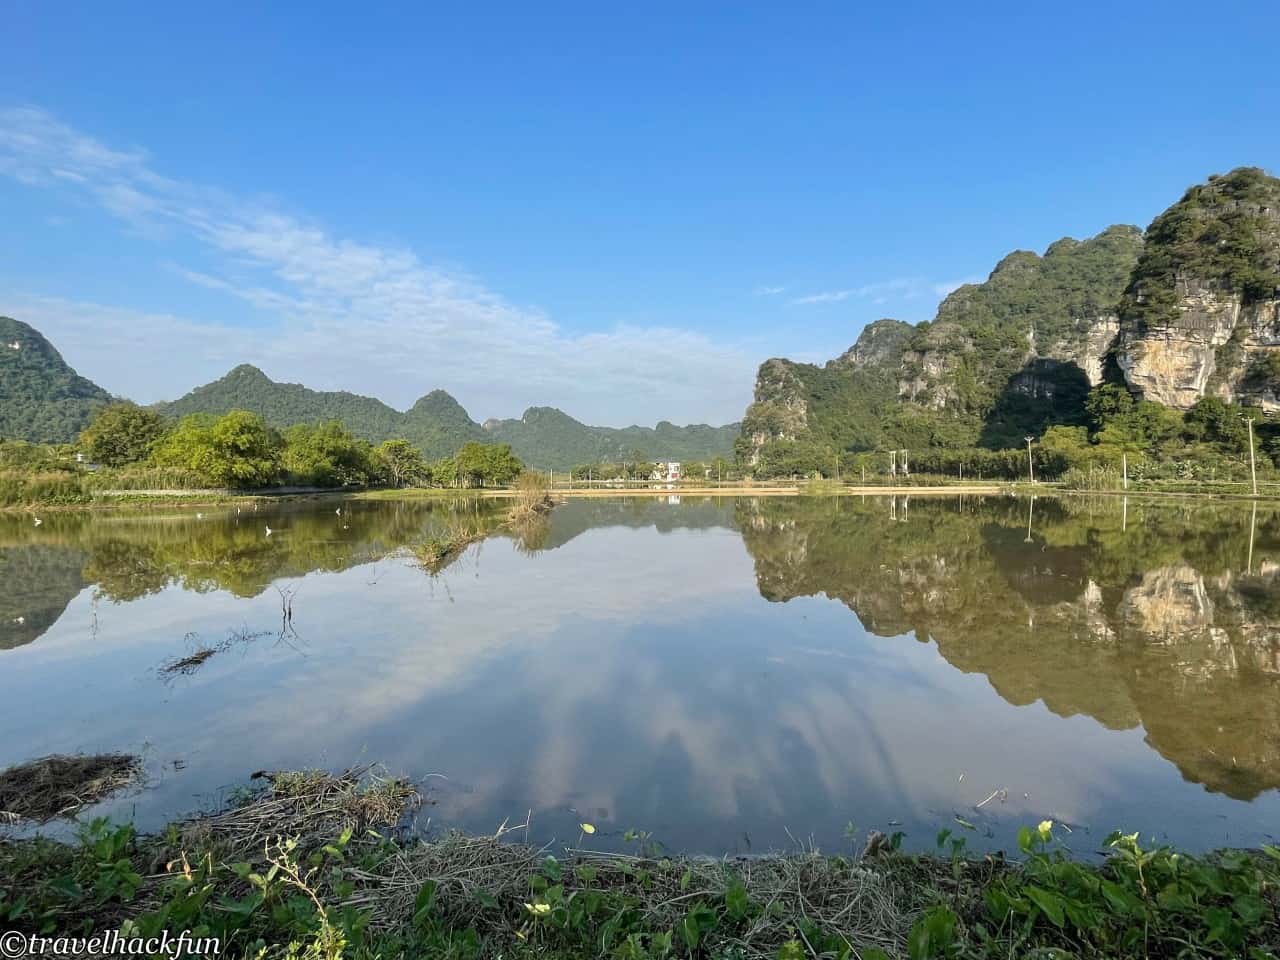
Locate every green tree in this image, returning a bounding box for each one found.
[1183,397,1247,448]
[79,402,168,467]
[1085,384,1135,433]
[455,442,523,487]
[375,439,428,487]
[153,411,283,488]
[282,421,375,486]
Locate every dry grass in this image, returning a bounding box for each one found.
[0,754,142,824]
[506,471,556,523]
[139,769,919,958]
[166,766,419,861]
[345,829,917,958]
[204,772,915,955]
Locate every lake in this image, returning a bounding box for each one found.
[1,493,1277,857]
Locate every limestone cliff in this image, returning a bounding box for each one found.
[1117,167,1280,411]
[741,167,1280,468]
[741,225,1143,462]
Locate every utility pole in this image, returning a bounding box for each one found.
[889,449,897,479]
[1248,500,1257,573]
[901,449,909,477]
[1245,417,1258,496]
[1122,453,1128,491]
[1024,436,1035,484]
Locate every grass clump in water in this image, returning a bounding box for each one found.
[0,754,141,824]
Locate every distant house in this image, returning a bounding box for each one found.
[652,461,681,481]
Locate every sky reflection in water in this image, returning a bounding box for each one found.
[1,494,1277,855]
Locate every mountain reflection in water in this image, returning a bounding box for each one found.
[0,494,1276,853]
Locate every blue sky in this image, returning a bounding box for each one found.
[2,1,1278,426]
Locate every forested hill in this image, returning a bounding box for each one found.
[0,317,112,443]
[156,365,486,461]
[155,365,738,468]
[482,407,739,470]
[741,166,1280,472]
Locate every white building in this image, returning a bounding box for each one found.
[652,461,681,481]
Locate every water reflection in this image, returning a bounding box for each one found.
[739,495,1280,801]
[0,494,1277,853]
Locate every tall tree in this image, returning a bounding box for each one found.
[79,402,168,467]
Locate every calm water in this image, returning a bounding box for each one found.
[1,494,1278,856]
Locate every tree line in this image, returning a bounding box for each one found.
[747,384,1280,486]
[4,403,526,493]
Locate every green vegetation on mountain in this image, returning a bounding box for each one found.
[743,168,1280,480]
[741,228,1144,474]
[157,365,736,469]
[483,407,739,470]
[1121,167,1280,333]
[156,365,484,461]
[0,317,112,443]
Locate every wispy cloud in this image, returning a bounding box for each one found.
[753,285,785,296]
[790,275,983,307]
[790,289,853,305]
[0,106,755,425]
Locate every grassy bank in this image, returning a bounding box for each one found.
[1,768,1276,959]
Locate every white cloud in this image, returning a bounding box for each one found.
[0,106,755,426]
[791,275,983,307]
[790,289,854,305]
[753,285,785,296]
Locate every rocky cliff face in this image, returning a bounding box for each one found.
[742,223,1143,459]
[898,227,1143,416]
[741,168,1280,465]
[1117,167,1280,411]
[831,318,913,369]
[738,359,811,464]
[1118,280,1280,411]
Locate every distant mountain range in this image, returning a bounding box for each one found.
[156,364,738,466]
[0,324,739,469]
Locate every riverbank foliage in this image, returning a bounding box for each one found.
[748,383,1279,489]
[0,768,1275,959]
[0,406,531,505]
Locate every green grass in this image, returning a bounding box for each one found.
[1,770,1276,959]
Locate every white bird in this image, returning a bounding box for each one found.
[265,525,273,537]
[32,517,42,526]
[12,617,24,625]
[196,512,204,520]
[335,508,342,516]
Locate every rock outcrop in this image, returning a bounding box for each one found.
[741,168,1280,467]
[1117,167,1280,411]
